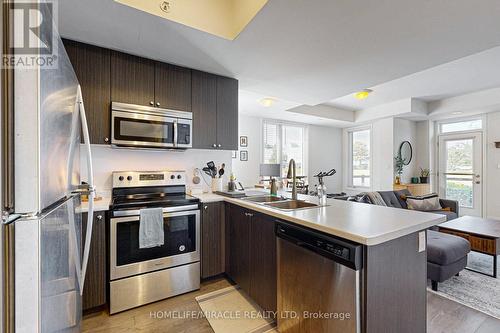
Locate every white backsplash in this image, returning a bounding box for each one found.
[80,145,233,193]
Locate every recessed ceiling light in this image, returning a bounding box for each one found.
[451,111,463,115]
[259,97,276,107]
[354,89,373,100]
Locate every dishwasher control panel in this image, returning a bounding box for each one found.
[276,222,363,270]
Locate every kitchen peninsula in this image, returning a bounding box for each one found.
[81,191,445,332]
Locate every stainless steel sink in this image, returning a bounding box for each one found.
[263,200,321,211]
[241,195,288,203]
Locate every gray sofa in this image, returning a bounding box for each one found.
[338,189,471,290]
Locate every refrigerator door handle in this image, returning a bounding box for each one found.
[77,85,95,295]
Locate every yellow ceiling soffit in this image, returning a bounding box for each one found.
[114,0,268,40]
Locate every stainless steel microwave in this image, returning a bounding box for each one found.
[111,102,192,149]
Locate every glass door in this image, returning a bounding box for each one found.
[438,132,482,217]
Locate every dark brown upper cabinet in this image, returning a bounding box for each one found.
[192,70,218,149]
[192,71,238,150]
[63,39,111,144]
[155,62,191,111]
[216,76,238,150]
[111,51,155,107]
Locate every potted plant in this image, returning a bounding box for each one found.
[420,168,430,184]
[394,155,405,184]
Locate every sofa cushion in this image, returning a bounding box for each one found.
[378,191,403,208]
[394,189,411,209]
[406,193,442,211]
[427,230,470,265]
[428,210,458,221]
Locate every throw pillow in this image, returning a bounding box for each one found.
[406,193,442,211]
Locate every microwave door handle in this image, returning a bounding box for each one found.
[173,120,178,148]
[77,85,95,295]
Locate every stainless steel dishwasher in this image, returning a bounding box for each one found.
[276,222,363,333]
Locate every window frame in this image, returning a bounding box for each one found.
[346,126,372,190]
[261,119,308,178]
[437,116,484,135]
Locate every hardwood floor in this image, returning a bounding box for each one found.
[83,278,232,333]
[427,292,500,333]
[84,277,500,332]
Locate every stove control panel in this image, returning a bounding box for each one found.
[112,171,186,188]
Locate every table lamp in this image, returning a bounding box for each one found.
[260,164,281,196]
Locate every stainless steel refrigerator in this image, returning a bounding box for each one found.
[1,3,95,332]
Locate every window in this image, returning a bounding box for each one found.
[348,128,371,188]
[262,121,306,177]
[440,119,482,134]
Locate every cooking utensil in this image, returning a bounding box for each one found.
[218,163,225,178]
[207,161,217,178]
[202,167,214,178]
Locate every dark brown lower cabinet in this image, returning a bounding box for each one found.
[201,202,225,279]
[81,211,107,312]
[226,204,277,313]
[249,213,277,314]
[226,204,251,293]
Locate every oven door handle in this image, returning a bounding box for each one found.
[111,209,200,224]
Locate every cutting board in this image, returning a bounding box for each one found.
[214,191,246,198]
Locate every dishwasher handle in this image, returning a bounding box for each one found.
[276,222,363,271]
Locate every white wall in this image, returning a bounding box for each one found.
[80,145,232,193]
[308,125,343,193]
[232,115,344,192]
[372,118,395,191]
[393,118,418,183]
[232,115,261,187]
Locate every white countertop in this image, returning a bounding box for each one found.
[196,191,446,246]
[77,189,446,246]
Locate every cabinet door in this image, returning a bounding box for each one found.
[226,204,251,294]
[250,213,277,313]
[155,62,192,111]
[64,39,111,144]
[216,76,239,150]
[201,202,225,279]
[111,51,155,106]
[192,71,218,149]
[82,211,107,312]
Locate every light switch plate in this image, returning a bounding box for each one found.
[418,231,426,252]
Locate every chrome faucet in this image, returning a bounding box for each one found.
[286,159,297,200]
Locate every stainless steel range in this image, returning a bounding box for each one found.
[109,170,200,314]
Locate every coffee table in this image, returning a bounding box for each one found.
[438,216,500,278]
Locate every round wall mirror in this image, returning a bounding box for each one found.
[399,141,413,165]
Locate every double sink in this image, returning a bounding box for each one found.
[241,195,322,211]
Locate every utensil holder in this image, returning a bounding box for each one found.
[211,178,223,192]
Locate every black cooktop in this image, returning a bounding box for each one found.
[110,186,199,211]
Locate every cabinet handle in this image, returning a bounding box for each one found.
[204,206,208,210]
[104,137,109,143]
[149,101,154,106]
[156,102,161,107]
[245,212,253,217]
[96,215,103,221]
[212,144,217,148]
[217,144,222,148]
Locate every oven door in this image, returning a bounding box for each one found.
[111,110,176,148]
[110,209,200,280]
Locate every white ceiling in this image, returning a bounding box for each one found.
[58,0,500,125]
[327,46,500,111]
